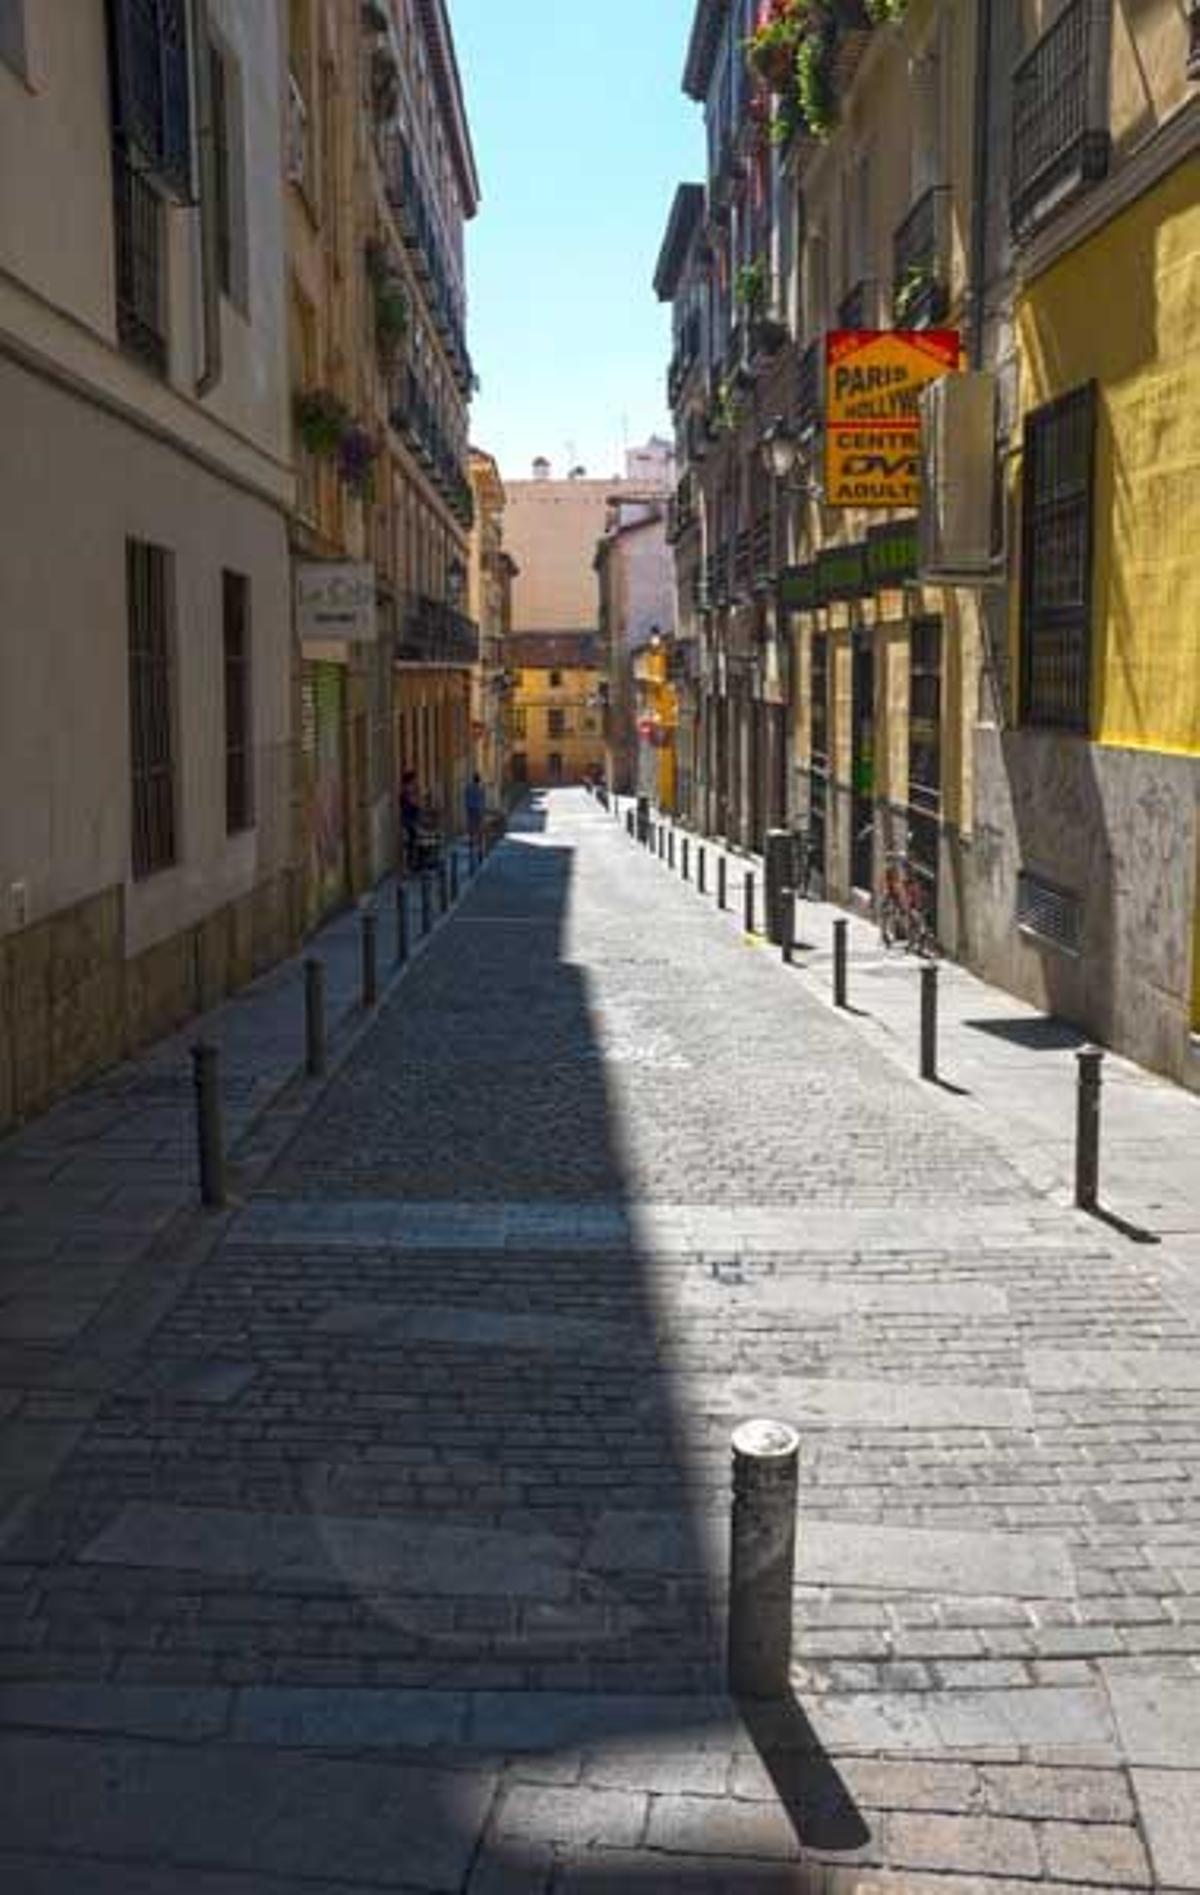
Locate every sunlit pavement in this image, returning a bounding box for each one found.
[2,787,1200,1889]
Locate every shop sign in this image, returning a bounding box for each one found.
[866,518,920,588]
[296,562,377,644]
[825,330,959,508]
[817,542,868,604]
[779,564,817,611]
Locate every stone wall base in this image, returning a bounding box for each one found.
[0,873,300,1135]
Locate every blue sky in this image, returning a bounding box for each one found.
[451,0,701,483]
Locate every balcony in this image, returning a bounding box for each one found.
[797,340,823,437]
[892,188,951,328]
[397,595,479,668]
[752,516,773,591]
[733,528,753,600]
[1011,0,1110,237]
[837,279,874,330]
[113,148,167,375]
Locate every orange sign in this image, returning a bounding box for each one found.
[825,329,959,509]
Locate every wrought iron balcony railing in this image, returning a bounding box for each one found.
[113,147,167,374]
[1011,0,1110,237]
[733,528,753,599]
[752,516,773,591]
[892,187,951,328]
[397,595,480,668]
[797,339,823,437]
[837,279,874,330]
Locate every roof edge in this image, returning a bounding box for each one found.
[683,0,728,102]
[653,183,706,301]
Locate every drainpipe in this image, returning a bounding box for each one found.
[193,0,223,399]
[968,0,994,370]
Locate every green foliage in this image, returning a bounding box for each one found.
[294,389,351,458]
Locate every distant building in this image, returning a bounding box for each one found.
[467,449,516,807]
[507,634,605,788]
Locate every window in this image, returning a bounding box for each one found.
[209,42,234,297]
[0,1,27,78]
[549,669,563,688]
[127,539,177,879]
[223,571,253,834]
[1010,0,1110,237]
[107,0,193,202]
[112,145,167,373]
[548,708,566,740]
[1020,382,1098,732]
[510,708,527,740]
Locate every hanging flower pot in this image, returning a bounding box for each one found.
[748,37,797,91]
[294,389,351,459]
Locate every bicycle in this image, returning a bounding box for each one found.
[878,853,939,957]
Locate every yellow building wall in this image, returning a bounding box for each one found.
[1017,158,1200,757]
[511,667,605,784]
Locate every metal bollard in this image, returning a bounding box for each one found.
[666,828,674,870]
[920,962,939,1082]
[697,846,706,896]
[780,887,795,965]
[682,837,690,882]
[728,1418,800,1699]
[744,870,756,936]
[438,857,450,913]
[626,811,635,839]
[718,855,727,911]
[1075,1046,1104,1211]
[361,910,378,1008]
[450,849,460,904]
[191,1042,227,1210]
[395,881,410,965]
[304,958,326,1078]
[833,918,849,1009]
[421,873,433,935]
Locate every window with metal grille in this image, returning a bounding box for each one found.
[1020,382,1097,732]
[547,709,566,740]
[127,539,177,879]
[112,145,167,372]
[1010,0,1109,237]
[107,0,193,202]
[223,571,253,835]
[1017,870,1083,954]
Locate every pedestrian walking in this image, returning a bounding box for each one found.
[465,774,486,854]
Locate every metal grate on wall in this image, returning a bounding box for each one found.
[1017,870,1083,955]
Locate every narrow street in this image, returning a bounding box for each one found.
[2,789,1200,1891]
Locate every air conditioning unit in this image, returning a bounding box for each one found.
[919,371,1004,585]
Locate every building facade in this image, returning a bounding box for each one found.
[468,447,515,807]
[971,0,1199,1087]
[0,0,295,1130]
[288,0,480,884]
[594,447,676,800]
[507,634,605,788]
[665,0,1199,1086]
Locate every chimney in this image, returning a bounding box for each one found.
[533,456,551,481]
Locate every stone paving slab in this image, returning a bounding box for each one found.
[668,1378,1035,1433]
[79,1502,574,1600]
[1027,1349,1200,1391]
[0,1731,496,1888]
[1104,1672,1200,1767]
[0,1862,395,1895]
[1132,1770,1200,1890]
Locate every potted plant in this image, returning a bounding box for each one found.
[746,0,817,92]
[796,21,838,139]
[294,389,351,458]
[338,424,378,500]
[735,258,769,313]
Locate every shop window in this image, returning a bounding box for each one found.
[1020,382,1097,733]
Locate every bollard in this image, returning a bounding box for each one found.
[438,857,450,914]
[191,1042,227,1210]
[744,870,756,936]
[395,881,410,965]
[658,825,665,861]
[682,837,690,882]
[780,887,795,965]
[728,1418,800,1700]
[361,909,379,1009]
[764,829,793,946]
[698,846,706,896]
[718,855,727,911]
[1075,1046,1104,1211]
[668,828,676,871]
[920,962,939,1082]
[450,849,460,904]
[304,958,326,1078]
[421,873,433,935]
[626,811,635,840]
[833,918,849,1009]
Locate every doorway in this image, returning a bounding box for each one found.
[809,633,829,895]
[908,618,943,934]
[850,634,875,896]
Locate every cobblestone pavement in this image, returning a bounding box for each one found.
[2,790,1200,1890]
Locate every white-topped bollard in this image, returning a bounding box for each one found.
[728,1418,800,1699]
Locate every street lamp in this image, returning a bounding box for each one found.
[759,416,819,498]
